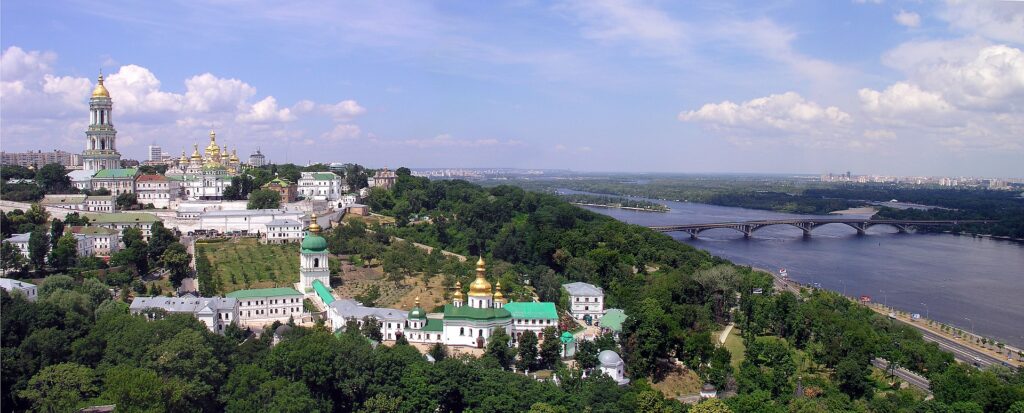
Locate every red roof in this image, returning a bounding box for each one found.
[136,174,168,182]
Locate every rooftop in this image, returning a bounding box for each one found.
[69,226,119,236]
[442,304,511,321]
[201,209,295,218]
[226,287,303,299]
[41,194,87,205]
[267,219,301,226]
[312,279,335,305]
[129,296,237,313]
[86,212,161,224]
[563,282,604,296]
[330,298,407,321]
[599,309,627,332]
[0,278,36,289]
[4,233,31,243]
[136,174,168,182]
[67,169,96,180]
[92,168,139,179]
[504,301,558,320]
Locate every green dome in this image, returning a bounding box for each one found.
[408,306,427,319]
[301,232,328,252]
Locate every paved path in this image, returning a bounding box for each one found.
[718,323,734,345]
[872,358,931,394]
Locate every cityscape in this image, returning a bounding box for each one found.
[1,1,1023,413]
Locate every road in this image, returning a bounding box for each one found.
[916,327,1005,369]
[872,358,931,393]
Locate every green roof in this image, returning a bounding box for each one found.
[599,309,627,332]
[69,226,118,235]
[264,177,292,187]
[86,212,161,224]
[408,306,427,319]
[312,280,334,305]
[422,318,444,332]
[504,301,558,320]
[442,304,511,321]
[92,168,138,178]
[560,331,575,344]
[301,232,328,253]
[311,173,338,181]
[226,287,302,299]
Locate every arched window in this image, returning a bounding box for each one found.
[460,327,465,336]
[313,258,319,267]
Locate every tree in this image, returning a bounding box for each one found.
[100,366,168,412]
[1,241,27,273]
[49,219,64,249]
[161,243,192,287]
[575,339,599,370]
[35,163,72,193]
[28,228,50,271]
[691,398,733,413]
[361,317,383,342]
[26,204,50,226]
[517,330,539,371]
[428,342,448,362]
[395,167,412,177]
[247,189,281,209]
[707,347,733,389]
[147,221,178,262]
[486,328,515,369]
[63,212,90,227]
[116,192,138,210]
[48,234,79,273]
[835,358,872,399]
[539,327,562,370]
[18,362,98,413]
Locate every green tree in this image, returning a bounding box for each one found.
[1,241,27,273]
[539,327,562,370]
[835,358,872,399]
[63,212,90,227]
[147,221,178,262]
[517,330,539,371]
[25,204,50,226]
[161,243,192,287]
[247,189,281,209]
[100,366,168,412]
[47,234,79,273]
[691,398,733,413]
[361,317,383,342]
[115,192,138,210]
[575,339,599,370]
[486,327,515,369]
[359,393,401,413]
[428,342,448,362]
[707,347,733,389]
[35,163,72,193]
[27,228,49,271]
[48,219,64,249]
[18,362,98,413]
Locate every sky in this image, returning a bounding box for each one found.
[1,0,1023,177]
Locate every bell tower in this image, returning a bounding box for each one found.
[82,72,121,171]
[299,213,330,291]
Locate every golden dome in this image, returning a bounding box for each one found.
[91,73,110,98]
[468,256,492,297]
[493,281,504,300]
[308,213,322,234]
[205,130,220,159]
[453,281,464,299]
[191,144,202,160]
[230,149,239,162]
[179,151,188,163]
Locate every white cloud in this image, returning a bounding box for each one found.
[859,82,953,116]
[104,65,183,115]
[560,0,686,53]
[679,92,851,133]
[237,96,295,123]
[894,10,921,28]
[320,99,366,120]
[320,124,362,141]
[183,73,257,113]
[941,0,1024,44]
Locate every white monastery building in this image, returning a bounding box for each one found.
[563,282,604,320]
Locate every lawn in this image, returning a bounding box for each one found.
[723,327,746,369]
[196,238,339,293]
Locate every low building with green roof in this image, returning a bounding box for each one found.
[599,308,627,334]
[84,212,162,239]
[227,287,304,326]
[91,168,139,196]
[504,301,560,335]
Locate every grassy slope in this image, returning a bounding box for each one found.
[197,238,339,293]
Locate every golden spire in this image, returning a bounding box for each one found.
[230,149,239,162]
[415,296,421,306]
[91,71,110,98]
[308,213,321,234]
[468,256,492,297]
[494,281,504,300]
[179,151,188,163]
[205,130,220,161]
[191,144,202,160]
[453,281,464,300]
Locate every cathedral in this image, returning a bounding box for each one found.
[166,130,242,199]
[299,221,560,348]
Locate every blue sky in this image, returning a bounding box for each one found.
[2,0,1023,177]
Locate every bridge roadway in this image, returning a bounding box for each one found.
[648,219,993,238]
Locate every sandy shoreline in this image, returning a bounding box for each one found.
[828,206,878,215]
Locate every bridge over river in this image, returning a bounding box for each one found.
[648,219,993,238]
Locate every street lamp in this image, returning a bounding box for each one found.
[920,302,929,319]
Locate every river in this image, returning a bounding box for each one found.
[564,190,1024,348]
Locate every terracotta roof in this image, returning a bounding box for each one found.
[137,174,168,182]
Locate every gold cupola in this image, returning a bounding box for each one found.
[179,151,188,164]
[230,149,239,162]
[453,281,464,300]
[468,256,492,297]
[91,72,110,98]
[493,281,505,300]
[205,130,220,161]
[191,144,202,160]
[308,213,322,234]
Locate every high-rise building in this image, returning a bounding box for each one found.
[147,145,163,162]
[1,150,81,169]
[249,148,266,167]
[81,73,122,171]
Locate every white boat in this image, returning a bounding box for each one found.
[779,268,788,278]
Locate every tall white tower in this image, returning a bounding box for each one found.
[299,213,330,291]
[82,73,121,171]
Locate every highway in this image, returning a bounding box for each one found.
[872,358,931,393]
[916,327,1005,369]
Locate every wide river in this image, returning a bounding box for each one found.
[567,191,1024,348]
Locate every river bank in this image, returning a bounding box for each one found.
[569,202,669,212]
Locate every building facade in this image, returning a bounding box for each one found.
[298,215,331,291]
[85,212,161,240]
[129,295,239,334]
[298,172,345,201]
[198,209,303,234]
[563,282,604,320]
[135,174,178,208]
[249,149,266,167]
[3,233,31,258]
[68,226,120,256]
[226,287,305,327]
[262,177,297,203]
[265,219,303,244]
[82,73,122,171]
[91,168,138,195]
[1,150,80,169]
[40,195,115,212]
[369,167,397,190]
[0,279,37,301]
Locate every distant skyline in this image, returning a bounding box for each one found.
[2,1,1023,177]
